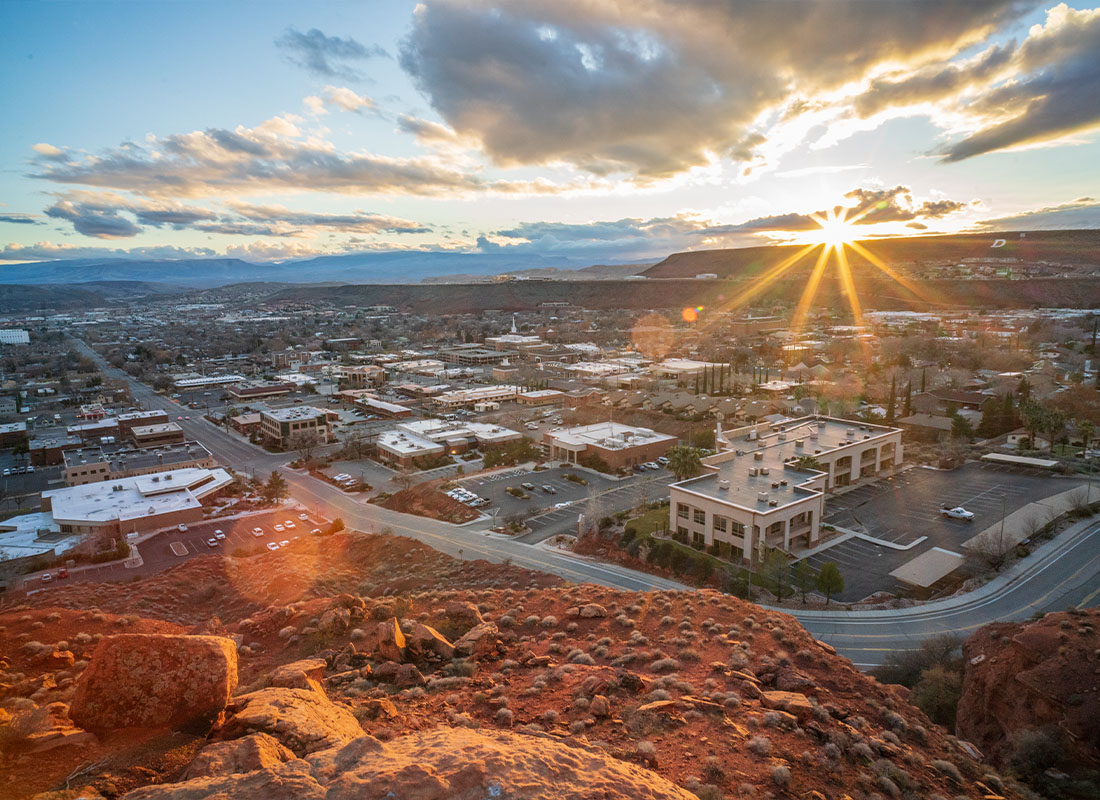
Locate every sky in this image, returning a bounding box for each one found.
[1,0,1099,266]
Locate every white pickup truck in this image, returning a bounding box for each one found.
[940,505,975,521]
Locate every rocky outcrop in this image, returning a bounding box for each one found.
[407,623,455,660]
[268,658,326,691]
[70,634,237,732]
[958,608,1100,767]
[122,727,696,800]
[183,733,295,779]
[213,688,364,756]
[444,600,483,627]
[375,618,405,662]
[453,621,501,659]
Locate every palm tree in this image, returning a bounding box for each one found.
[665,446,703,481]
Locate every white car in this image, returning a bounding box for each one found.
[656,456,670,466]
[298,513,309,521]
[177,523,188,532]
[214,529,225,540]
[940,506,975,521]
[310,528,322,536]
[279,539,290,547]
[206,538,219,548]
[273,524,285,532]
[266,542,280,551]
[284,520,295,529]
[252,527,264,537]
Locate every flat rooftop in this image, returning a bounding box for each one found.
[679,417,899,509]
[550,421,676,450]
[64,441,212,472]
[261,406,326,422]
[397,419,521,444]
[45,467,233,525]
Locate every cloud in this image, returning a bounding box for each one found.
[399,0,1029,177]
[32,142,67,160]
[939,4,1100,161]
[38,191,433,240]
[275,27,388,80]
[0,242,216,262]
[696,185,975,235]
[0,214,38,225]
[305,86,376,115]
[44,199,142,238]
[973,197,1100,230]
[30,115,570,199]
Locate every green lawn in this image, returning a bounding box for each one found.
[624,505,670,535]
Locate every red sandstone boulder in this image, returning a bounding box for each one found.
[183,732,296,779]
[70,634,237,733]
[375,618,405,662]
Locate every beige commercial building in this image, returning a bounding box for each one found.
[259,406,330,448]
[668,417,902,565]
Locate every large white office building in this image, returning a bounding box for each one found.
[668,416,902,565]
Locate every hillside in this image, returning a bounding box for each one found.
[643,229,1100,280]
[0,531,1029,800]
[0,281,185,313]
[272,274,1100,314]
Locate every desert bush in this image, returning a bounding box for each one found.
[748,735,771,757]
[771,765,791,787]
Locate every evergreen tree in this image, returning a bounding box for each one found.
[792,560,816,604]
[920,368,926,393]
[264,470,289,502]
[885,375,896,423]
[903,380,913,418]
[816,561,844,605]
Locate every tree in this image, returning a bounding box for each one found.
[792,560,816,604]
[264,470,288,502]
[910,665,963,729]
[816,561,844,605]
[970,525,1012,572]
[665,446,703,481]
[950,413,973,441]
[902,380,912,418]
[393,466,416,491]
[760,549,791,602]
[1079,419,1095,453]
[885,374,896,424]
[290,430,320,463]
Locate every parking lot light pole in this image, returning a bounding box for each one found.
[999,492,1007,542]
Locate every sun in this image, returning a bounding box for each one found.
[808,207,858,248]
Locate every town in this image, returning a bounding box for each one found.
[3,296,1097,614]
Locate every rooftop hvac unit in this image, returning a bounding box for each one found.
[754,451,764,461]
[780,479,788,486]
[760,467,770,475]
[778,432,787,440]
[846,428,855,439]
[748,429,758,441]
[736,449,745,456]
[718,479,730,490]
[757,491,769,503]
[864,434,870,439]
[749,467,758,476]
[771,481,779,489]
[769,499,779,507]
[795,439,804,448]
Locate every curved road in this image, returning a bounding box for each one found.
[76,342,1100,666]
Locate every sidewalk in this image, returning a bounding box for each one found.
[773,515,1099,619]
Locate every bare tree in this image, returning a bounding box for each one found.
[290,431,320,463]
[393,466,417,491]
[969,527,1012,572]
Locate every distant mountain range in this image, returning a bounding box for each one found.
[0,250,638,289]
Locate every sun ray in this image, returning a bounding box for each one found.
[718,242,820,312]
[790,243,832,333]
[834,242,864,327]
[846,239,941,306]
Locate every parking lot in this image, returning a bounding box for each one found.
[455,461,671,520]
[148,507,328,558]
[802,462,1078,601]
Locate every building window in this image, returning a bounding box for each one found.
[692,531,705,547]
[693,509,705,525]
[677,503,689,519]
[677,526,689,538]
[713,516,728,532]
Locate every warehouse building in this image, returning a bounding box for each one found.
[543,421,676,470]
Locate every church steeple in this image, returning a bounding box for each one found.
[511,313,518,334]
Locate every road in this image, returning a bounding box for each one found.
[72,340,1100,666]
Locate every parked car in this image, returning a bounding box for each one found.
[57,567,69,579]
[940,505,975,521]
[214,529,226,540]
[252,527,264,537]
[656,456,670,465]
[177,523,188,532]
[643,462,660,470]
[284,520,295,529]
[521,482,536,491]
[273,523,285,532]
[310,528,322,536]
[266,542,280,551]
[298,513,309,521]
[279,540,290,548]
[206,538,219,548]
[41,573,53,583]
[541,484,557,494]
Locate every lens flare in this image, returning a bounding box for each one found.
[682,307,699,322]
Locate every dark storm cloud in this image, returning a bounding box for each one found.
[276,27,389,80]
[0,214,38,225]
